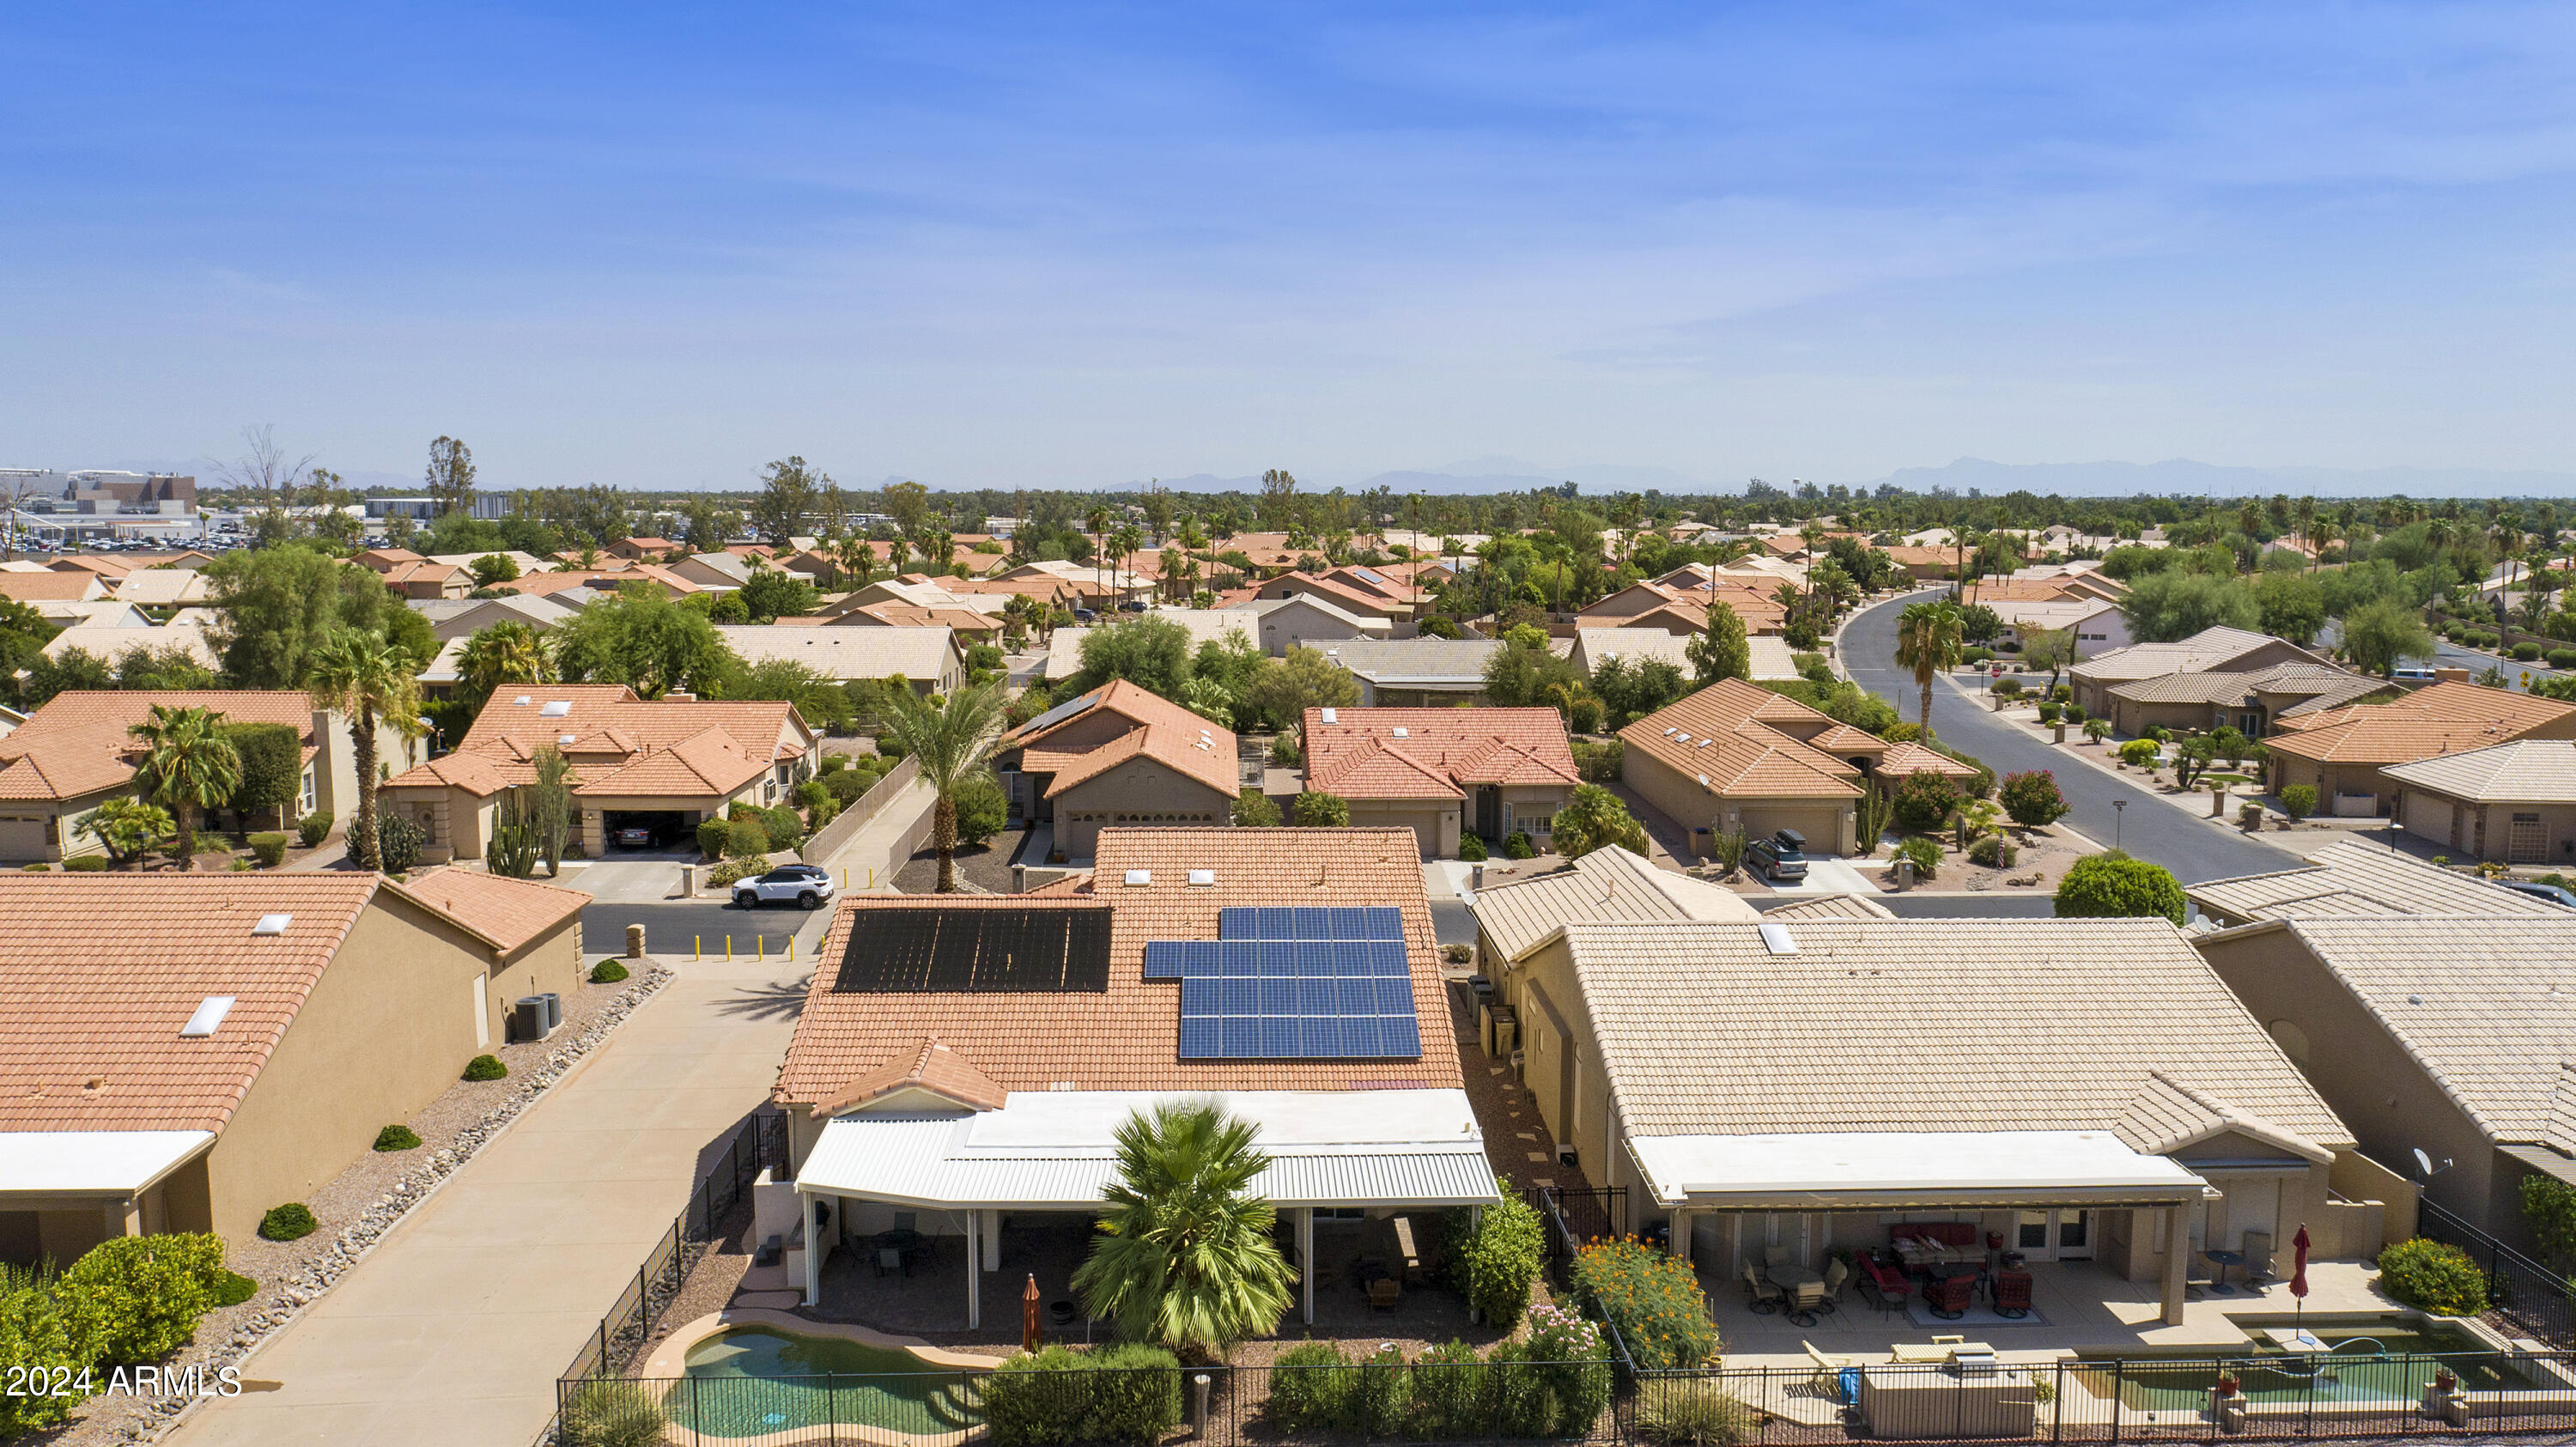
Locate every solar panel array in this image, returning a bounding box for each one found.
[1151,905,1419,1061]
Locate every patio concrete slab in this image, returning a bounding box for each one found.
[166,949,807,1447]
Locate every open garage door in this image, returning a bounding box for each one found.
[602,808,698,852]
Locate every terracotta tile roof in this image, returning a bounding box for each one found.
[1618,679,1864,801]
[1302,707,1577,802]
[0,571,106,601]
[383,867,588,958]
[389,686,807,800]
[773,828,1463,1107]
[2263,681,2576,765]
[1878,740,1984,779]
[0,875,384,1132]
[1564,917,2349,1147]
[575,725,770,795]
[843,603,995,631]
[1012,678,1238,799]
[2071,626,2319,684]
[814,1039,1010,1116]
[0,690,319,802]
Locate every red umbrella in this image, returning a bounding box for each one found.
[2290,1225,2312,1341]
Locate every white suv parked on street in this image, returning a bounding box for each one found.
[732,864,836,910]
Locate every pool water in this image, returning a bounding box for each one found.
[671,1328,981,1439]
[2073,1322,2543,1410]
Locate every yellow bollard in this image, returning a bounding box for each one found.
[726,935,733,962]
[757,933,765,960]
[695,934,702,961]
[787,935,796,962]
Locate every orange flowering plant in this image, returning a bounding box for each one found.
[1568,1236,1719,1371]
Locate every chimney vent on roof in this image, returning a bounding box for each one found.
[252,914,292,936]
[1123,869,1151,886]
[181,996,236,1037]
[1759,921,1799,956]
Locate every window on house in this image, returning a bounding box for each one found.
[301,769,317,814]
[1522,813,1556,835]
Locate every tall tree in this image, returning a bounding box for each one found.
[457,620,553,705]
[425,436,477,517]
[1258,468,1298,530]
[129,703,241,869]
[307,629,426,872]
[876,679,1005,894]
[213,423,315,526]
[747,456,828,545]
[879,479,933,540]
[1686,599,1753,684]
[554,584,738,698]
[1893,599,1965,742]
[1071,1102,1296,1361]
[529,744,573,878]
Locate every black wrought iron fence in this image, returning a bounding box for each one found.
[558,1109,789,1383]
[560,1350,2576,1447]
[2417,1196,2576,1348]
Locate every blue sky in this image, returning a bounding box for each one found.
[4,2,2573,491]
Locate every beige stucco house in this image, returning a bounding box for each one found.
[998,678,1239,857]
[0,870,586,1263]
[2380,738,2576,865]
[2184,837,2570,927]
[2102,663,2391,740]
[1501,915,2369,1327]
[0,690,421,864]
[380,684,817,861]
[1299,704,1581,859]
[2264,680,2576,820]
[2069,626,2335,719]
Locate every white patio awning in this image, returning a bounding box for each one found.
[796,1089,1502,1212]
[0,1131,215,1201]
[1631,1130,2209,1211]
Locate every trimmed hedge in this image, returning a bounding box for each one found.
[248,832,289,867]
[591,958,630,983]
[259,1203,319,1242]
[297,810,331,848]
[63,854,112,872]
[981,1343,1182,1447]
[60,1233,226,1363]
[463,1054,508,1082]
[373,1124,421,1152]
[1445,1181,1546,1328]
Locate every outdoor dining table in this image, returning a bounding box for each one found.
[2204,1248,2245,1293]
[1767,1263,1825,1291]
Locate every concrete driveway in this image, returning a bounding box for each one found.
[1761,856,1882,895]
[166,944,811,1447]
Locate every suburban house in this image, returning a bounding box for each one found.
[2185,837,2570,927]
[409,593,580,641]
[998,679,1239,857]
[495,566,702,604]
[1980,596,2131,654]
[608,536,681,561]
[1298,705,1580,859]
[1502,915,2367,1327]
[2264,681,2576,819]
[2101,663,2391,740]
[2069,627,2336,719]
[0,870,586,1263]
[1618,678,1975,857]
[112,568,210,610]
[0,570,112,605]
[769,827,1499,1325]
[0,690,419,864]
[1568,629,1802,682]
[1235,593,1391,654]
[379,684,818,861]
[2381,739,2576,865]
[714,623,966,695]
[350,549,472,600]
[40,618,219,672]
[829,601,1002,643]
[1579,581,1787,636]
[1319,639,1503,706]
[1469,842,1759,972]
[2193,914,2576,1256]
[1240,570,1411,624]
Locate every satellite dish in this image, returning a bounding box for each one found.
[2413,1148,2433,1176]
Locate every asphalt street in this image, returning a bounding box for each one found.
[582,899,824,960]
[1839,591,2306,885]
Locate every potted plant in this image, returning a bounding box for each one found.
[2215,1374,2240,1400]
[2434,1369,2458,1395]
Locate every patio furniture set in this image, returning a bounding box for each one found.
[1843,1225,2035,1321]
[1741,1246,1853,1327]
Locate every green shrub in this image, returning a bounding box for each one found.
[59,1232,226,1363]
[2515,641,2544,662]
[2036,702,2063,724]
[462,1054,508,1082]
[822,767,873,804]
[2054,851,2186,925]
[1292,791,1350,827]
[248,831,289,867]
[375,814,425,873]
[1959,646,1992,665]
[981,1343,1182,1447]
[1511,1304,1613,1436]
[591,958,630,983]
[1444,1182,1545,1328]
[2376,1237,2488,1316]
[2050,684,2072,702]
[1636,1379,1757,1447]
[756,804,805,852]
[724,816,770,857]
[1230,788,1280,827]
[793,779,830,812]
[1408,1339,1486,1438]
[1504,830,1536,859]
[211,1269,258,1307]
[1895,835,1942,879]
[1345,1341,1413,1436]
[1967,834,2017,868]
[20,862,48,871]
[1269,733,1301,766]
[0,1262,91,1434]
[708,854,768,889]
[1570,1237,1719,1369]
[1265,1341,1353,1430]
[2000,769,2069,826]
[558,1379,670,1447]
[2549,648,2576,671]
[373,1124,421,1152]
[1892,769,1959,830]
[1459,831,1488,861]
[2118,739,2161,768]
[692,818,728,858]
[63,854,112,872]
[951,769,1008,846]
[258,1202,319,1241]
[1991,677,2025,699]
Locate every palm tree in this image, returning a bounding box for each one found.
[1894,599,1965,743]
[309,628,426,872]
[457,620,552,705]
[129,703,241,868]
[1072,1102,1296,1361]
[876,679,1005,893]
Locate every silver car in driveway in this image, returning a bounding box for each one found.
[732,864,836,910]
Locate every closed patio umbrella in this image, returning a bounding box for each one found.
[2289,1225,2312,1341]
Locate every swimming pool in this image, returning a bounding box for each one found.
[2071,1318,2543,1410]
[669,1327,983,1440]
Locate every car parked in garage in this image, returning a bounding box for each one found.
[732,863,835,910]
[612,824,659,849]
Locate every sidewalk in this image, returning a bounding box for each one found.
[811,775,934,893]
[165,945,809,1447]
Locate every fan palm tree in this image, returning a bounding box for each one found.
[129,703,240,868]
[457,620,552,705]
[876,679,1005,893]
[308,628,427,872]
[1072,1102,1296,1361]
[1894,599,1965,743]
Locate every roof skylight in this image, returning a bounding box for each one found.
[1123,869,1152,886]
[180,996,235,1038]
[252,914,292,936]
[540,701,572,718]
